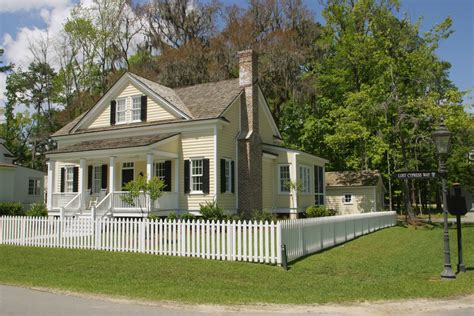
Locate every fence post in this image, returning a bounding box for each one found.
[91,206,96,220]
[0,216,3,245]
[60,207,64,220]
[276,221,282,265]
[281,244,288,270]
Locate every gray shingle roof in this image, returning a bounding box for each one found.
[48,133,178,154]
[52,73,243,137]
[326,171,382,187]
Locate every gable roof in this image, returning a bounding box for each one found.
[53,73,244,137]
[326,171,382,187]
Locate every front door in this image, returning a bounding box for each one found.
[121,168,134,189]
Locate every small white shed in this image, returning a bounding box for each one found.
[325,171,385,214]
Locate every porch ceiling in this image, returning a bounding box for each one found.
[47,133,179,155]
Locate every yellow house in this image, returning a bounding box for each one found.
[325,171,386,214]
[45,50,327,218]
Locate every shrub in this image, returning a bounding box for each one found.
[306,205,336,218]
[249,209,276,222]
[0,202,24,216]
[26,203,48,217]
[199,201,227,221]
[167,212,179,220]
[148,214,159,220]
[179,213,196,221]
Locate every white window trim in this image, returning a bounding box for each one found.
[65,165,75,193]
[115,97,128,125]
[223,158,233,194]
[278,164,291,195]
[154,160,166,181]
[299,165,311,195]
[120,162,135,190]
[131,95,142,123]
[91,165,102,194]
[28,178,41,196]
[343,193,353,205]
[314,165,325,205]
[115,95,143,125]
[190,158,204,194]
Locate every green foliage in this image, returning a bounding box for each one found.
[179,213,196,221]
[199,201,227,221]
[120,175,165,212]
[249,209,276,222]
[0,202,24,216]
[26,203,48,217]
[167,212,179,220]
[306,205,336,218]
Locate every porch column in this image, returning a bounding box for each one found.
[291,153,298,214]
[79,158,86,209]
[146,153,153,212]
[46,159,56,211]
[146,153,153,181]
[109,156,116,194]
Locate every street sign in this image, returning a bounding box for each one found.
[395,171,438,179]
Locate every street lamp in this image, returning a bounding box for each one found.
[432,120,455,279]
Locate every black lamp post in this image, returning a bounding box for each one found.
[432,120,455,279]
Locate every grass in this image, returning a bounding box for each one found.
[1,224,474,305]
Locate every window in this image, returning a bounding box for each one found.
[155,162,166,181]
[344,194,352,204]
[190,159,203,192]
[92,166,102,194]
[299,165,311,194]
[28,178,41,195]
[66,166,74,192]
[122,162,134,169]
[314,165,324,205]
[279,165,290,193]
[116,98,127,123]
[132,96,141,121]
[224,159,232,193]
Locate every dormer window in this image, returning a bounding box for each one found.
[111,95,147,125]
[132,96,142,122]
[116,98,127,124]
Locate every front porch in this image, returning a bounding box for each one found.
[46,134,181,218]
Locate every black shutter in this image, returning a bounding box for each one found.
[110,100,116,125]
[101,164,108,189]
[202,159,210,194]
[87,166,93,190]
[220,159,226,193]
[164,160,172,192]
[141,95,147,122]
[231,161,235,193]
[72,167,79,192]
[184,160,190,193]
[60,168,65,193]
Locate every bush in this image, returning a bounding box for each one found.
[199,201,227,221]
[26,203,48,217]
[0,202,24,216]
[179,213,196,221]
[249,209,276,222]
[167,212,179,220]
[306,205,336,218]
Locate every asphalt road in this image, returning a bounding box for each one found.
[1,285,474,316]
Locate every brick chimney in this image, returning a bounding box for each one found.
[237,50,262,217]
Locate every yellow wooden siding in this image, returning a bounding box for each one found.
[262,158,274,210]
[274,152,293,209]
[325,187,377,214]
[216,98,240,211]
[296,154,319,210]
[259,106,275,144]
[179,129,215,211]
[86,83,176,129]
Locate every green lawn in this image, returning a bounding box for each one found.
[1,224,473,305]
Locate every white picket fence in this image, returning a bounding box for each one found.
[280,211,397,262]
[0,212,396,265]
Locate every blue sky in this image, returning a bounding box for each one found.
[0,0,473,111]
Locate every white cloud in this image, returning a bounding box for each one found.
[0,0,71,13]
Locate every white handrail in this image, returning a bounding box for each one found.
[95,192,112,218]
[63,193,81,216]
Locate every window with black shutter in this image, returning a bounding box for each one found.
[87,165,93,190]
[184,160,190,193]
[231,161,235,193]
[220,158,233,193]
[101,164,108,189]
[141,95,147,122]
[164,160,172,191]
[110,100,116,125]
[220,159,226,193]
[202,159,210,194]
[60,167,65,193]
[72,166,79,192]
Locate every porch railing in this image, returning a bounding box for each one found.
[95,192,112,218]
[154,192,179,210]
[51,193,77,209]
[63,193,82,216]
[112,191,148,211]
